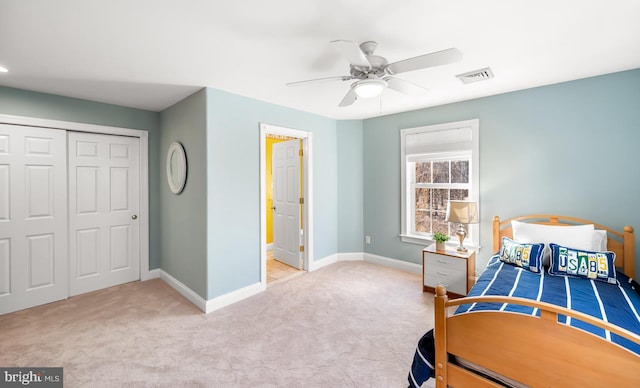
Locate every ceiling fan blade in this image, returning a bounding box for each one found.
[385,77,429,96]
[331,40,371,68]
[338,87,357,107]
[386,48,463,75]
[286,75,353,87]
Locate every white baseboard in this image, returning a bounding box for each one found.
[308,253,338,272]
[363,252,422,274]
[142,268,161,280]
[205,282,265,314]
[159,269,266,314]
[157,252,420,314]
[338,252,364,261]
[312,251,420,275]
[159,270,207,313]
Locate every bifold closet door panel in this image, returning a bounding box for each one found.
[0,124,68,315]
[68,132,140,296]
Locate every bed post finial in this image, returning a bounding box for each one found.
[624,226,635,278]
[434,285,448,387]
[493,216,501,253]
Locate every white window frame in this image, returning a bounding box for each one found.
[400,119,479,247]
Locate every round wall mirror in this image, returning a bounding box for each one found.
[166,142,187,194]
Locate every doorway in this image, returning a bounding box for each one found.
[259,123,313,288]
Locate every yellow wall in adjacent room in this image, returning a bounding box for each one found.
[266,137,286,244]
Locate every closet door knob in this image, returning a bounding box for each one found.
[131,214,138,220]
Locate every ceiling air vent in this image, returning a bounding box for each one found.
[456,67,494,84]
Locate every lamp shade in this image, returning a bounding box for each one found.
[354,79,387,99]
[446,200,479,224]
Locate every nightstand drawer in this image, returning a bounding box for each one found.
[424,269,467,295]
[424,254,466,272]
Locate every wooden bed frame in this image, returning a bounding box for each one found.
[434,215,640,387]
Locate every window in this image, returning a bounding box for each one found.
[400,119,479,246]
[412,154,470,236]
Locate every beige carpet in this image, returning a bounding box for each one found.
[0,261,436,387]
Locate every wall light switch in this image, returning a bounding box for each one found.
[365,235,371,244]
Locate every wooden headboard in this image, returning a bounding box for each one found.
[492,215,635,278]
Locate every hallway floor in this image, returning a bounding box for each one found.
[267,250,304,286]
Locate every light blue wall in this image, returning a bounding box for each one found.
[5,67,637,302]
[337,120,364,252]
[205,88,339,299]
[363,69,640,278]
[0,84,352,302]
[0,86,162,269]
[160,89,208,298]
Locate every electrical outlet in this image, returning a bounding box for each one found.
[365,235,371,244]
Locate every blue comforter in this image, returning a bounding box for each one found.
[408,256,640,387]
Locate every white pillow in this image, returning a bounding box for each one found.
[592,229,608,252]
[511,220,595,266]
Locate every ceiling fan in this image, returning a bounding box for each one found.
[286,40,463,107]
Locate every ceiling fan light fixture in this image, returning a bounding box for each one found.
[354,79,387,99]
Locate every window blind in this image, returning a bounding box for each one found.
[404,126,473,155]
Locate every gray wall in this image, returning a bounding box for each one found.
[0,86,162,269]
[362,69,640,278]
[337,120,364,253]
[159,89,208,298]
[205,88,340,299]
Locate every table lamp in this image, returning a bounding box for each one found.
[446,200,479,252]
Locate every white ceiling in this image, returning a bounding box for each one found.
[1,0,639,120]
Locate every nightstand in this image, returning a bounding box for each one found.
[422,244,476,298]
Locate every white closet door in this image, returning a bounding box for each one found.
[0,124,68,315]
[68,132,140,296]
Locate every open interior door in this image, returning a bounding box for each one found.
[272,139,302,269]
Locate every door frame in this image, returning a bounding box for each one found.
[0,114,151,281]
[259,123,313,287]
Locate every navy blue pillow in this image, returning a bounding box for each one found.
[499,237,544,273]
[548,243,617,284]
